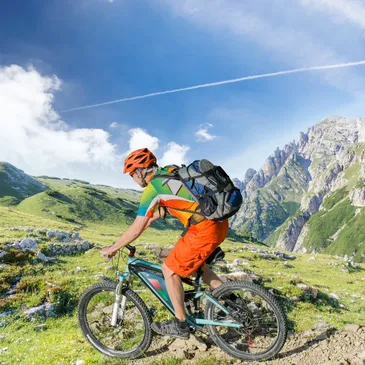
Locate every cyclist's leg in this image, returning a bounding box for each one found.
[162,263,186,320]
[202,266,222,289]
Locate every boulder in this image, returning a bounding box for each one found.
[47,231,57,238]
[33,324,47,331]
[72,232,80,240]
[330,293,340,301]
[37,251,52,263]
[297,283,318,298]
[344,324,360,332]
[220,271,260,282]
[17,238,38,251]
[24,303,55,319]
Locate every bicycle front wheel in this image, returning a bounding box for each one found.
[205,280,287,362]
[78,280,152,359]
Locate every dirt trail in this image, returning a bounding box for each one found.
[131,325,365,365]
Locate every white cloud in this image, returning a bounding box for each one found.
[0,65,128,187]
[109,122,119,128]
[159,142,189,167]
[195,123,217,142]
[128,128,159,152]
[300,0,365,29]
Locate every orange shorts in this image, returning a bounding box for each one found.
[164,219,229,277]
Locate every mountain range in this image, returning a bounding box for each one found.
[232,117,365,262]
[1,116,365,261]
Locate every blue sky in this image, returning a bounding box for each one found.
[1,0,365,188]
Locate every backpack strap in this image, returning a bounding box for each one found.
[162,205,206,217]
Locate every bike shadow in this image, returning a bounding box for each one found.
[142,338,174,357]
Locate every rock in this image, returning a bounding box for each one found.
[24,303,55,319]
[37,251,52,262]
[170,335,208,355]
[76,360,85,365]
[233,258,249,266]
[0,347,8,354]
[0,251,6,259]
[47,231,57,238]
[18,238,38,251]
[0,310,14,318]
[330,293,340,301]
[297,283,318,298]
[0,321,6,327]
[75,266,83,273]
[314,321,330,330]
[81,240,89,250]
[314,331,328,341]
[187,335,208,352]
[94,273,106,279]
[33,324,47,331]
[0,336,5,342]
[72,232,80,240]
[220,271,260,282]
[343,324,360,333]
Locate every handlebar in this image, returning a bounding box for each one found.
[126,245,136,257]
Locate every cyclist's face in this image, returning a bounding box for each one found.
[131,170,145,188]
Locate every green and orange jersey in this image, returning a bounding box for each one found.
[137,166,200,227]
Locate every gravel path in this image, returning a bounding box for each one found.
[130,325,365,365]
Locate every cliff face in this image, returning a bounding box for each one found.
[232,117,365,262]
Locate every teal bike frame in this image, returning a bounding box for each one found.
[111,245,241,329]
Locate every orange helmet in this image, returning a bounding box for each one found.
[123,148,157,175]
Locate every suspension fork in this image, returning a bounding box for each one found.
[111,273,130,326]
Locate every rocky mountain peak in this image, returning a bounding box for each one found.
[232,116,365,262]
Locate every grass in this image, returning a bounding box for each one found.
[302,199,356,253]
[1,161,365,364]
[1,207,365,364]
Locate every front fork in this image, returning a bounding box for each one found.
[111,274,130,327]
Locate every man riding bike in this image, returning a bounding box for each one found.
[101,148,229,339]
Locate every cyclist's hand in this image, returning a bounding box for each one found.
[101,245,117,259]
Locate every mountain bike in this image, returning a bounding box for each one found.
[78,245,287,362]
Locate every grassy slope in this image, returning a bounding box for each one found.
[299,162,364,257]
[1,206,365,364]
[17,183,181,231]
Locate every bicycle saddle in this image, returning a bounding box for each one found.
[205,247,225,265]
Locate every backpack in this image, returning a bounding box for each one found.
[154,159,243,221]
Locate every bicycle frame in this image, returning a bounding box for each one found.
[111,250,241,329]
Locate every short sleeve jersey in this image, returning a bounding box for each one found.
[137,166,200,227]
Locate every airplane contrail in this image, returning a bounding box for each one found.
[61,60,365,113]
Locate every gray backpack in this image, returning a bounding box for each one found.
[155,159,243,220]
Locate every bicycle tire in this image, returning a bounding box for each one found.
[205,280,287,361]
[78,280,153,359]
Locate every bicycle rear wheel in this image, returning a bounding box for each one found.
[205,280,287,362]
[78,280,152,359]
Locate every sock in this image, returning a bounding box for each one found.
[177,319,188,329]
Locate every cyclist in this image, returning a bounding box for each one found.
[101,148,229,338]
